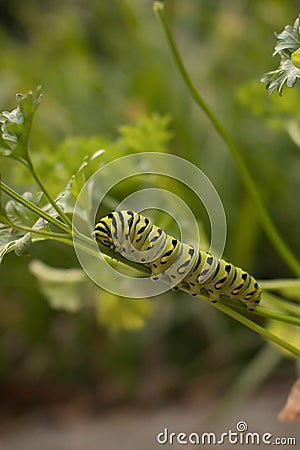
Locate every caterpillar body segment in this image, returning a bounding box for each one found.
[93,210,261,311]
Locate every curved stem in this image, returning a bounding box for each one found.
[154,2,300,277]
[27,157,73,229]
[218,298,300,326]
[254,305,300,325]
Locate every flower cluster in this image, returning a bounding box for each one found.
[261,15,300,95]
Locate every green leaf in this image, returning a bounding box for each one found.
[118,114,172,153]
[0,228,18,262]
[5,191,44,227]
[0,227,42,263]
[55,190,75,216]
[29,260,86,312]
[96,291,154,331]
[69,148,106,199]
[66,115,172,201]
[0,187,50,263]
[14,232,31,256]
[32,217,49,231]
[36,135,109,197]
[0,86,42,166]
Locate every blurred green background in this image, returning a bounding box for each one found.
[0,0,299,429]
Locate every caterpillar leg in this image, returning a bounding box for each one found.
[172,281,199,296]
[171,279,190,292]
[243,298,260,312]
[242,287,261,311]
[210,298,218,304]
[206,290,218,304]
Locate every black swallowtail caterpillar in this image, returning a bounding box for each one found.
[93,210,261,311]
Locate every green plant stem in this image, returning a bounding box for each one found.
[27,158,73,229]
[260,278,300,291]
[154,3,300,277]
[7,222,71,240]
[218,299,300,326]
[263,292,300,315]
[52,236,96,257]
[213,301,300,356]
[73,228,98,247]
[0,181,71,234]
[250,306,300,326]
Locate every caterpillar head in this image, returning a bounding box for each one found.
[93,213,115,249]
[93,210,137,255]
[93,210,163,264]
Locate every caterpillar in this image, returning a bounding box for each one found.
[93,210,261,311]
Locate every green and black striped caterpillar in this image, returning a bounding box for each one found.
[93,210,261,311]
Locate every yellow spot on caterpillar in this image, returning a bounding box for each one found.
[232,287,241,294]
